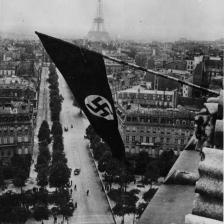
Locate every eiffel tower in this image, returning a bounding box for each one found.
[87,0,110,42]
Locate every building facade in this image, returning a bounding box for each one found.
[0,61,17,77]
[0,76,38,116]
[0,102,34,164]
[117,87,178,108]
[186,58,194,74]
[117,105,195,157]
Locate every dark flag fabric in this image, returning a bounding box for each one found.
[36,32,125,161]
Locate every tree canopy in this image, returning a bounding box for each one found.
[38,120,51,143]
[49,162,71,188]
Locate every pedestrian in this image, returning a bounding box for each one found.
[101,186,104,191]
[74,185,76,190]
[75,202,77,208]
[86,190,89,196]
[70,189,72,195]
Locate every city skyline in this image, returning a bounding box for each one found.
[0,0,224,41]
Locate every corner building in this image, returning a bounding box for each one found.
[117,105,195,157]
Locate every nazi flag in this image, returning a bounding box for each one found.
[36,32,125,161]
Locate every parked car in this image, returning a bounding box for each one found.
[74,168,81,175]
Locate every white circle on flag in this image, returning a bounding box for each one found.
[84,95,114,120]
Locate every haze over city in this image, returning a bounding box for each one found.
[0,0,224,41]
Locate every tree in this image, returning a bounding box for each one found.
[0,166,5,189]
[49,63,56,74]
[38,120,51,144]
[37,167,48,188]
[85,125,95,139]
[2,165,13,179]
[49,162,71,188]
[104,158,120,190]
[144,161,159,188]
[51,111,60,122]
[11,206,30,223]
[51,121,63,137]
[13,168,27,192]
[35,188,49,205]
[117,166,134,192]
[135,151,149,176]
[50,95,62,109]
[112,190,138,220]
[98,151,112,172]
[52,136,64,152]
[52,188,70,206]
[60,203,74,219]
[90,134,100,146]
[35,142,51,186]
[50,88,60,98]
[142,188,158,202]
[52,151,67,164]
[35,156,47,173]
[11,154,32,175]
[33,204,49,221]
[92,142,109,161]
[136,202,148,219]
[39,143,51,163]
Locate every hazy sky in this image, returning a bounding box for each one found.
[0,0,224,41]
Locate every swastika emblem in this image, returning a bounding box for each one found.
[84,95,114,120]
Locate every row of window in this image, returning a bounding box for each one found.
[187,65,193,70]
[118,93,172,101]
[0,136,29,144]
[0,70,15,75]
[0,130,29,135]
[125,117,194,126]
[125,126,193,135]
[126,147,159,156]
[121,100,173,107]
[208,71,222,76]
[0,116,31,122]
[0,126,30,132]
[0,150,13,157]
[0,147,29,157]
[125,135,186,145]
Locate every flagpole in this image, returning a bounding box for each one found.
[35,31,219,96]
[102,54,220,96]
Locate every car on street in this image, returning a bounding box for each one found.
[74,168,81,175]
